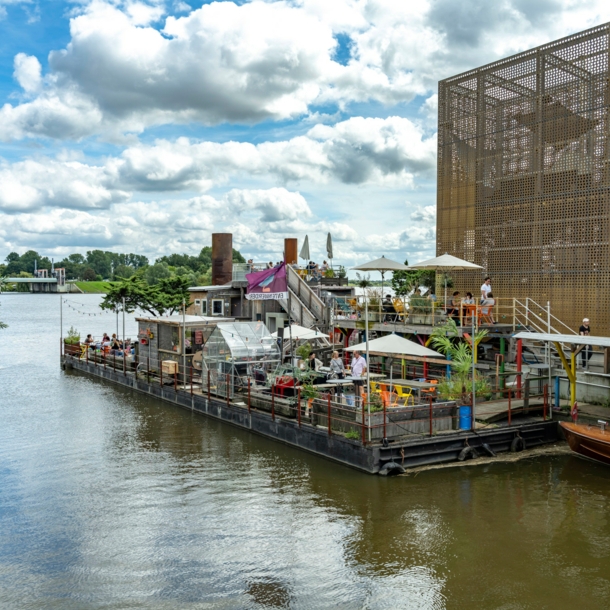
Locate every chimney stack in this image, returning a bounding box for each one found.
[212,233,233,286]
[284,238,298,265]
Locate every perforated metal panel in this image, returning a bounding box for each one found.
[438,23,610,333]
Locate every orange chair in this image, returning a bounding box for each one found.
[381,390,399,407]
[421,379,438,398]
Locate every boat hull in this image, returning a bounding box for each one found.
[560,422,610,466]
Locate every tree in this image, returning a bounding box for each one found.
[100,275,191,317]
[113,264,135,280]
[391,259,436,296]
[86,250,113,278]
[145,262,172,285]
[83,268,97,281]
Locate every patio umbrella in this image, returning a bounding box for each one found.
[326,233,333,263]
[299,235,310,261]
[408,253,483,308]
[351,255,409,295]
[271,324,329,341]
[345,333,441,359]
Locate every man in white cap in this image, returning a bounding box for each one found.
[579,317,592,369]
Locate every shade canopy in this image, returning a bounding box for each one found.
[351,256,410,272]
[299,235,310,261]
[408,253,483,271]
[346,333,441,359]
[271,324,329,341]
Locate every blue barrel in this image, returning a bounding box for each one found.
[459,406,472,430]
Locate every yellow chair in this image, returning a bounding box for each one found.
[370,381,381,394]
[395,385,414,405]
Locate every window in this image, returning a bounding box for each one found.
[201,300,207,315]
[159,324,180,352]
[212,299,223,315]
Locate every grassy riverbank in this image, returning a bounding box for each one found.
[74,281,114,294]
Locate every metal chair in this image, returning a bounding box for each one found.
[395,385,415,405]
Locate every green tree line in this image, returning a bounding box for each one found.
[0,247,245,286]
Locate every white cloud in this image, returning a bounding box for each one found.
[13,53,41,93]
[410,204,436,223]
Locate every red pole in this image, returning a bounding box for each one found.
[297,387,301,427]
[543,383,548,421]
[207,369,211,400]
[248,378,251,413]
[423,360,428,380]
[429,396,433,436]
[226,373,230,406]
[508,389,512,425]
[328,394,332,436]
[271,386,275,421]
[516,339,523,399]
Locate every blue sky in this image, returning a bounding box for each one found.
[0,0,609,268]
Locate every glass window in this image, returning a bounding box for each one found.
[159,324,180,352]
[201,300,207,315]
[212,300,223,315]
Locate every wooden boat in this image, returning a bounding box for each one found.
[560,421,610,465]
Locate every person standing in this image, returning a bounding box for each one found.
[351,350,367,407]
[480,277,492,302]
[329,350,345,379]
[579,318,592,369]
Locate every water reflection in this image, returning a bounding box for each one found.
[2,294,610,609]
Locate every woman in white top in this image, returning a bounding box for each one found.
[481,292,496,324]
[329,350,345,379]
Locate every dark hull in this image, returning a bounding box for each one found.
[560,422,610,466]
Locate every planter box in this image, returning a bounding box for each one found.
[354,401,457,439]
[64,342,81,356]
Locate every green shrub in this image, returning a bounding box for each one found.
[345,430,360,440]
[64,326,80,345]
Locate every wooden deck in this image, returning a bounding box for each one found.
[475,398,546,423]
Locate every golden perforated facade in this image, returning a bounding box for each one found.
[437,23,610,333]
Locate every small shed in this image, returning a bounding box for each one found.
[202,321,281,398]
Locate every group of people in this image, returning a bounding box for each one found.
[446,277,496,324]
[84,333,133,356]
[304,260,329,282]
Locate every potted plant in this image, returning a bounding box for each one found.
[409,292,432,324]
[64,326,81,356]
[301,383,319,417]
[366,288,382,322]
[336,266,347,279]
[324,268,335,278]
[431,320,490,427]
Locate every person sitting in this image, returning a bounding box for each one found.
[308,351,322,371]
[84,334,95,349]
[447,291,461,322]
[110,333,122,353]
[461,292,475,325]
[311,263,321,282]
[382,294,396,321]
[481,292,496,324]
[321,260,329,274]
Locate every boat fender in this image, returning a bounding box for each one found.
[481,443,497,457]
[379,462,405,476]
[458,446,478,461]
[510,436,526,452]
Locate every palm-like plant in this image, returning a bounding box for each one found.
[431,320,490,403]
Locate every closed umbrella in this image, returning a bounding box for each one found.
[299,235,310,261]
[326,233,333,263]
[408,253,483,309]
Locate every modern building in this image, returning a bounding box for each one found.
[437,23,610,333]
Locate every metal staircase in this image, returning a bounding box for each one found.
[279,267,329,329]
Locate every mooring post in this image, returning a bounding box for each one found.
[328,394,332,436]
[429,396,433,436]
[508,389,512,425]
[248,378,251,413]
[297,387,301,427]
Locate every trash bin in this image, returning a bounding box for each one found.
[459,405,471,430]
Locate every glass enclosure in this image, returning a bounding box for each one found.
[202,322,281,398]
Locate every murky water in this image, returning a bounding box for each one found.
[1,293,610,609]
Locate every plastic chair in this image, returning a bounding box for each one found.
[395,385,414,405]
[370,381,381,394]
[421,379,438,398]
[381,390,399,407]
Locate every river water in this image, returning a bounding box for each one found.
[1,293,610,609]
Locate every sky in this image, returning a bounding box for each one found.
[0,0,609,268]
